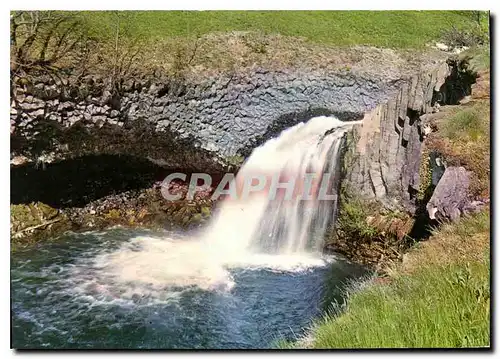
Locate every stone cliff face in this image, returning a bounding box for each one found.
[11,67,423,170]
[328,56,487,267]
[343,59,475,215]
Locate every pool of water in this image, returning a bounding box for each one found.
[11,228,367,349]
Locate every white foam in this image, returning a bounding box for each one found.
[203,115,357,255]
[65,233,335,304]
[65,116,356,303]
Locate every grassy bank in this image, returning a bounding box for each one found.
[80,11,483,48]
[279,211,490,349]
[426,46,490,199]
[11,10,488,81]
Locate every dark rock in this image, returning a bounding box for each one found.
[11,66,413,169]
[430,151,446,186]
[343,61,455,214]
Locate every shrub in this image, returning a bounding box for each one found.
[336,189,379,241]
[441,25,488,48]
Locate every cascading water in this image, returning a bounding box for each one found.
[203,116,359,257]
[88,116,359,292]
[11,115,366,349]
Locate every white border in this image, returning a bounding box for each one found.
[2,1,495,10]
[2,2,497,358]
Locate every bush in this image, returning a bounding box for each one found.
[441,25,488,48]
[336,189,379,241]
[459,46,490,73]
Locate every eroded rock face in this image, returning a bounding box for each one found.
[343,61,464,214]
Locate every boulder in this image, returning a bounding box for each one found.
[426,166,470,221]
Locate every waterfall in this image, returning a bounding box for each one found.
[203,116,359,257]
[69,116,360,296]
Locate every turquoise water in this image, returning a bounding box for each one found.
[11,228,366,349]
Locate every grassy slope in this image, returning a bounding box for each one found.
[81,11,479,48]
[278,211,490,349]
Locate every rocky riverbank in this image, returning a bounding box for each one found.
[11,182,216,250]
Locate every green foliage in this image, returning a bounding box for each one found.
[200,206,212,218]
[337,194,379,240]
[460,46,490,73]
[272,338,298,349]
[441,26,488,48]
[310,258,489,348]
[334,131,381,242]
[440,11,488,48]
[225,154,245,167]
[11,11,486,83]
[77,10,480,49]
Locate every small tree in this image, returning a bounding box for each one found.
[10,11,92,78]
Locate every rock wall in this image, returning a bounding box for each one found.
[343,59,470,214]
[11,68,410,169]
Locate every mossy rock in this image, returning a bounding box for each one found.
[190,213,203,224]
[225,154,245,168]
[328,186,414,269]
[200,206,212,218]
[11,202,71,248]
[104,209,121,220]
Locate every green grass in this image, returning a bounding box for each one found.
[79,10,481,48]
[442,103,490,142]
[433,100,490,198]
[313,261,489,348]
[280,212,490,349]
[13,10,487,78]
